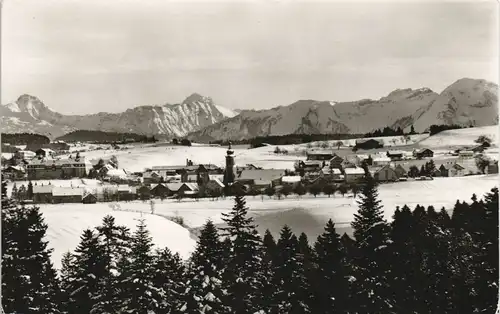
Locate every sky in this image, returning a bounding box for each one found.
[1,0,498,114]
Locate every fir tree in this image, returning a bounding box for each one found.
[118,219,164,314]
[312,219,349,313]
[1,190,61,314]
[11,183,18,200]
[93,215,132,313]
[350,174,393,312]
[59,251,75,314]
[183,220,228,314]
[273,225,311,313]
[261,229,278,313]
[154,248,187,313]
[66,229,107,314]
[220,195,265,314]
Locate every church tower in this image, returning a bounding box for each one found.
[223,142,235,187]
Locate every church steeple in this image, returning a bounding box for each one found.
[223,142,235,187]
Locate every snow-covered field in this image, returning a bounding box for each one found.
[416,125,498,149]
[39,174,498,265]
[78,145,300,172]
[41,206,196,269]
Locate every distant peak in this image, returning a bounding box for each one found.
[182,93,213,105]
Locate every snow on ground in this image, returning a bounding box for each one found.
[417,125,498,149]
[40,175,498,254]
[40,205,196,269]
[79,145,300,172]
[6,179,104,197]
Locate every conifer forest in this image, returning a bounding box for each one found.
[2,176,498,314]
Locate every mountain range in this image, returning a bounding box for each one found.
[1,78,497,141]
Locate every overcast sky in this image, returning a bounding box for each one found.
[2,0,498,114]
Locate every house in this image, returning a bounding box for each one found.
[18,150,36,160]
[27,157,93,180]
[34,148,56,158]
[321,167,343,182]
[458,150,474,159]
[438,164,449,177]
[355,154,371,166]
[52,187,84,204]
[205,179,225,196]
[414,148,434,159]
[393,164,408,178]
[236,169,286,188]
[354,139,383,150]
[151,183,169,198]
[329,155,344,169]
[486,161,499,174]
[82,193,97,204]
[344,167,366,183]
[33,185,54,203]
[281,176,302,187]
[178,183,199,197]
[117,185,136,201]
[373,165,399,182]
[372,156,391,166]
[230,181,250,195]
[449,163,466,177]
[295,160,324,173]
[143,170,162,184]
[386,150,404,161]
[136,185,151,200]
[2,165,26,180]
[306,150,336,161]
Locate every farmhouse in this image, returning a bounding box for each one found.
[386,150,404,161]
[27,157,93,180]
[166,183,184,196]
[151,183,169,198]
[458,150,474,159]
[281,175,301,187]
[486,161,499,174]
[414,148,434,159]
[143,170,162,184]
[117,185,137,201]
[33,184,54,203]
[448,163,467,177]
[393,164,408,178]
[205,179,225,195]
[329,155,344,169]
[52,187,84,204]
[296,160,324,173]
[344,167,366,183]
[373,165,399,182]
[178,183,199,197]
[355,139,383,150]
[236,169,286,189]
[34,148,56,158]
[355,154,372,166]
[82,192,97,204]
[372,156,391,167]
[306,150,336,161]
[2,165,26,180]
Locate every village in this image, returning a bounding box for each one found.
[1,132,498,205]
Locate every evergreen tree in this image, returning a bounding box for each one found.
[11,183,18,200]
[94,215,131,313]
[263,229,277,263]
[419,165,426,176]
[66,229,107,314]
[220,195,265,314]
[1,189,61,314]
[350,174,393,312]
[272,225,311,313]
[183,220,227,314]
[118,219,164,314]
[154,248,187,313]
[59,251,75,314]
[312,219,349,313]
[261,229,278,313]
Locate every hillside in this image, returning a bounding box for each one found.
[56,130,156,143]
[189,78,498,141]
[0,93,236,139]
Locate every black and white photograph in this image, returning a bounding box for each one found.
[1,0,499,313]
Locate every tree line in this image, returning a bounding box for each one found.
[1,175,498,314]
[56,130,158,144]
[1,133,50,145]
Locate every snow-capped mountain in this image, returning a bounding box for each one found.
[189,78,498,141]
[0,93,237,139]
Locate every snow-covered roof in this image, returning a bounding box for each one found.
[209,174,224,181]
[52,187,84,197]
[117,185,131,192]
[182,182,199,191]
[238,169,286,182]
[344,168,365,175]
[373,157,391,162]
[387,150,404,155]
[33,184,54,194]
[209,178,225,187]
[281,176,301,183]
[306,150,335,155]
[166,183,183,192]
